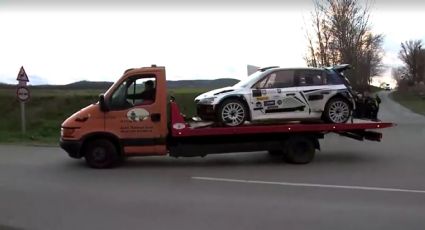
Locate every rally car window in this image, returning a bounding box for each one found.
[253,70,294,89]
[294,70,325,86]
[326,70,345,85]
[274,70,295,88]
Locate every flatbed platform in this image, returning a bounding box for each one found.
[170,101,393,139]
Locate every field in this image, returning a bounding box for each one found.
[0,88,207,145]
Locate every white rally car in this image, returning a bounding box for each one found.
[195,65,356,126]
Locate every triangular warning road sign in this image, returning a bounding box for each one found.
[17,66,29,82]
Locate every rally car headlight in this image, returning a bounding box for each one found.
[199,97,216,104]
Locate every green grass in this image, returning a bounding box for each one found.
[0,88,103,145]
[0,88,207,145]
[390,91,425,116]
[168,88,207,118]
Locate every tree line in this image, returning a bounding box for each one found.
[305,0,423,91]
[393,40,425,86]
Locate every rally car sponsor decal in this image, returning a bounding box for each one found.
[256,96,269,101]
[264,100,275,106]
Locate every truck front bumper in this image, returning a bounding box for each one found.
[60,138,83,159]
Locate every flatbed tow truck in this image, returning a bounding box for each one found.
[60,65,393,168]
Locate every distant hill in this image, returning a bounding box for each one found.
[0,78,239,90]
[63,80,114,90]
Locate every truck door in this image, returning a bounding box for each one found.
[105,73,167,156]
[250,70,308,120]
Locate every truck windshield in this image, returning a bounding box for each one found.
[110,81,128,108]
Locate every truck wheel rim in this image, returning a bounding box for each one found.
[92,147,107,162]
[328,101,349,123]
[222,103,245,126]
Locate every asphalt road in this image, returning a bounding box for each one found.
[1,91,425,230]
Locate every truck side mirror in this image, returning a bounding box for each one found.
[99,94,110,112]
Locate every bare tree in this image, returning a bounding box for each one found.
[391,66,407,82]
[399,40,425,84]
[305,0,384,90]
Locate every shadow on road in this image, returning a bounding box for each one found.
[61,151,375,171]
[314,151,378,164]
[0,224,23,230]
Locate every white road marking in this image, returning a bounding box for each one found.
[192,176,425,195]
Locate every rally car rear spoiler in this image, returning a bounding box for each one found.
[330,64,351,73]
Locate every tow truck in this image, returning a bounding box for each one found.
[60,65,393,168]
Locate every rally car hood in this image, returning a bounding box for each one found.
[195,86,242,101]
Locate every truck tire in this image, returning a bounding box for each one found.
[217,99,247,126]
[268,150,285,156]
[323,98,351,124]
[84,139,119,169]
[283,136,315,164]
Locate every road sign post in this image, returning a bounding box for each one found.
[20,101,26,134]
[16,66,30,135]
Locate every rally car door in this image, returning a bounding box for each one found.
[250,70,309,121]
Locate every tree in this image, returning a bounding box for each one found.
[305,0,384,90]
[391,66,409,90]
[391,66,406,82]
[399,40,425,84]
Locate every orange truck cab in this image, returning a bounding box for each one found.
[60,65,393,169]
[60,66,168,167]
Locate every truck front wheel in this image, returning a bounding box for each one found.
[283,136,316,164]
[84,139,119,169]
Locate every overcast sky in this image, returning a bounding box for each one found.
[1,0,425,85]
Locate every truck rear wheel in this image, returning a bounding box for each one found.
[283,136,315,164]
[84,139,119,169]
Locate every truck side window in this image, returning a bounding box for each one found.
[127,77,156,105]
[109,75,156,110]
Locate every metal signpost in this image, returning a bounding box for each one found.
[16,66,30,134]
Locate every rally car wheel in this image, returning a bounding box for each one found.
[217,99,247,126]
[323,98,351,124]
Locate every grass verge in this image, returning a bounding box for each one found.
[0,88,206,145]
[390,91,425,116]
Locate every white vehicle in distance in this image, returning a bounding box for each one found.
[195,64,356,126]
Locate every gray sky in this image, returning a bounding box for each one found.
[0,0,424,85]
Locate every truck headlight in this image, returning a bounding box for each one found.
[61,127,77,138]
[199,97,216,105]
